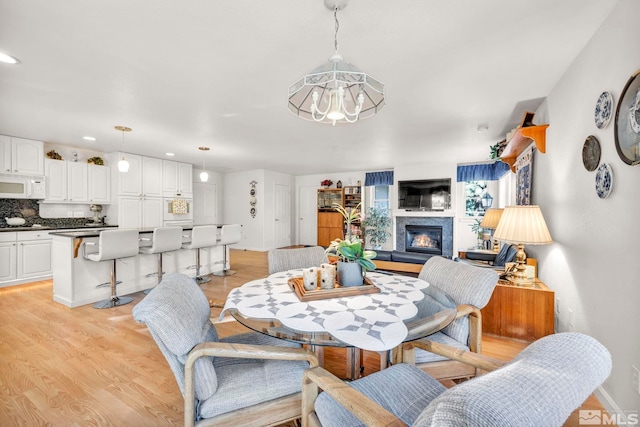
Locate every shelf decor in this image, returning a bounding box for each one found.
[249,180,257,218]
[515,147,534,205]
[614,69,640,165]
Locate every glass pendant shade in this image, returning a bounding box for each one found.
[117,158,129,173]
[198,146,210,182]
[200,171,209,182]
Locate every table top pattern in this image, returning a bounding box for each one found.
[221,270,447,351]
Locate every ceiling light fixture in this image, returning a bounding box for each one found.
[0,52,20,64]
[165,152,175,157]
[115,126,131,173]
[288,0,384,125]
[83,136,96,141]
[199,146,210,182]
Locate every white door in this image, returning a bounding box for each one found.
[17,240,52,279]
[298,185,318,246]
[118,153,143,196]
[118,196,143,229]
[0,242,17,282]
[142,157,163,197]
[12,137,44,175]
[67,162,88,202]
[274,184,291,248]
[193,182,217,225]
[88,164,110,203]
[45,159,67,202]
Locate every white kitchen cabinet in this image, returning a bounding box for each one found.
[0,135,44,175]
[0,231,52,286]
[117,196,163,229]
[45,159,68,201]
[0,237,17,282]
[88,164,110,203]
[142,156,163,197]
[67,162,88,202]
[163,160,192,197]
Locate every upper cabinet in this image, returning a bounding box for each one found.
[116,153,143,195]
[44,159,110,204]
[0,135,44,176]
[163,160,192,197]
[142,156,163,197]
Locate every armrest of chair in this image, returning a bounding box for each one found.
[301,366,406,427]
[81,241,96,259]
[184,342,319,427]
[401,339,506,372]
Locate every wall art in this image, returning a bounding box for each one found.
[582,135,601,172]
[614,69,640,165]
[249,180,257,218]
[516,147,534,205]
[594,91,614,129]
[595,163,613,199]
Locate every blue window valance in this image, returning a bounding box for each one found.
[365,171,394,186]
[456,161,510,182]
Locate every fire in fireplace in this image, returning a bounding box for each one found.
[405,225,443,256]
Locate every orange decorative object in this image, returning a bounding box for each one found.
[500,124,549,172]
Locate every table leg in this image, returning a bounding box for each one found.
[311,345,325,367]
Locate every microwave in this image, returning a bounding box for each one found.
[0,175,46,199]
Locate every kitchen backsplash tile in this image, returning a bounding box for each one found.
[0,199,98,228]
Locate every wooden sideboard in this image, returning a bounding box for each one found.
[481,278,555,342]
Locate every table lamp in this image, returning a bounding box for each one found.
[480,208,503,252]
[493,205,553,286]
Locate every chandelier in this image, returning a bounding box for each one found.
[288,0,385,125]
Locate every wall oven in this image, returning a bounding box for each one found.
[164,197,193,222]
[0,175,46,199]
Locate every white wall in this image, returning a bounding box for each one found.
[532,0,639,413]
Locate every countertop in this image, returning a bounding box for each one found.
[0,224,118,233]
[49,224,224,238]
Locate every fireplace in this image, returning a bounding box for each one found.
[405,225,443,256]
[395,216,453,258]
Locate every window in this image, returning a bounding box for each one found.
[373,185,390,212]
[464,180,489,217]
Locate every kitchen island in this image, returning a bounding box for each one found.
[51,225,226,308]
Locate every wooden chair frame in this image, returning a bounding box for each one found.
[301,340,505,427]
[184,342,319,427]
[392,303,486,381]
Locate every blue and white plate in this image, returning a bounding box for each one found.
[594,91,613,129]
[595,163,613,199]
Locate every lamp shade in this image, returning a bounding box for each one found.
[480,208,503,229]
[493,205,552,245]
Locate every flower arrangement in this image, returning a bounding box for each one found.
[325,202,377,274]
[321,179,333,187]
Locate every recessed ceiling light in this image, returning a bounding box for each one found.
[0,52,20,64]
[83,136,96,141]
[165,152,175,156]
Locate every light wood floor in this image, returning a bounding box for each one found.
[0,249,610,426]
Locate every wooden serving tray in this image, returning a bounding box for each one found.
[288,276,380,302]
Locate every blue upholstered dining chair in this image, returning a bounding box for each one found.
[267,246,329,274]
[395,256,499,381]
[132,273,318,427]
[302,332,612,427]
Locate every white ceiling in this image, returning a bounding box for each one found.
[0,0,618,176]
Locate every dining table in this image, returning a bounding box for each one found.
[220,269,457,380]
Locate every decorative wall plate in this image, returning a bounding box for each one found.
[594,91,613,129]
[582,135,601,171]
[614,69,640,165]
[595,163,613,199]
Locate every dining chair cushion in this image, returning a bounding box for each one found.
[267,246,329,274]
[315,363,446,427]
[198,332,308,419]
[133,273,220,401]
[413,332,470,364]
[418,256,498,344]
[413,333,612,426]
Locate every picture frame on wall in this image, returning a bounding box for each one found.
[614,69,640,165]
[516,147,534,205]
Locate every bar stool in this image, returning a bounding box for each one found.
[82,229,140,309]
[182,225,218,284]
[213,224,242,276]
[139,226,184,293]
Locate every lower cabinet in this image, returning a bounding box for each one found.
[117,196,164,229]
[317,212,343,247]
[481,278,555,341]
[0,231,52,286]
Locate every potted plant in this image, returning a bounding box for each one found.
[362,207,392,250]
[325,203,377,286]
[320,179,333,188]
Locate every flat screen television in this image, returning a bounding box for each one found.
[398,178,451,211]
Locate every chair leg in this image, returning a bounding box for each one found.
[195,248,211,284]
[213,245,236,276]
[93,259,134,309]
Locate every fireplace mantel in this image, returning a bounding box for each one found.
[393,209,454,218]
[395,216,454,259]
